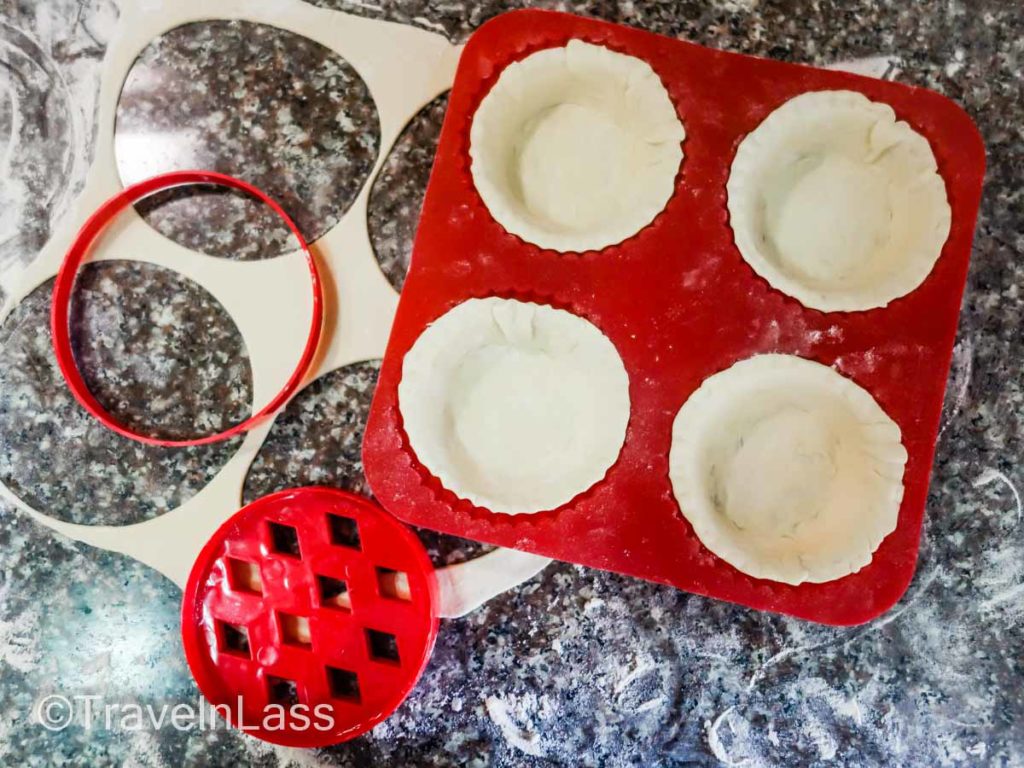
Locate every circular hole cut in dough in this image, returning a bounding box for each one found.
[399,297,630,515]
[727,90,951,312]
[669,354,907,585]
[469,40,685,253]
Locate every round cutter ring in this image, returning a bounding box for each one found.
[49,169,324,447]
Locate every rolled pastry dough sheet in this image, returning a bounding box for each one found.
[470,39,685,252]
[727,90,951,312]
[399,297,630,515]
[669,354,907,585]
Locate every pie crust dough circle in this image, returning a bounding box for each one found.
[727,90,951,312]
[669,354,907,585]
[399,297,630,515]
[470,39,685,253]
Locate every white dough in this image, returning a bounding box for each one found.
[470,39,685,252]
[669,354,907,584]
[399,297,630,514]
[727,90,951,312]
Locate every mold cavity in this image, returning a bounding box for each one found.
[668,353,907,585]
[398,297,630,514]
[365,628,400,665]
[470,39,684,252]
[317,575,351,611]
[226,557,262,595]
[727,90,950,311]
[218,621,251,658]
[376,567,411,602]
[115,19,381,260]
[268,521,301,558]
[278,612,312,648]
[327,513,361,550]
[326,666,361,703]
[267,675,300,706]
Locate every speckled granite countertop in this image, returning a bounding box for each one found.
[0,1,1021,765]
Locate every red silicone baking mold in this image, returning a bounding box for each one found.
[363,10,986,625]
[181,487,438,746]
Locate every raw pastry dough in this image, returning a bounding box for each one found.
[727,90,951,312]
[399,297,630,514]
[470,40,684,252]
[669,354,907,584]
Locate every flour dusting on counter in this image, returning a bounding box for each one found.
[484,694,547,757]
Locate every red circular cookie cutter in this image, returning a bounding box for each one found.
[181,487,439,747]
[50,170,324,447]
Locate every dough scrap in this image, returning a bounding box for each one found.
[399,297,630,514]
[669,354,907,584]
[727,90,951,312]
[470,39,685,252]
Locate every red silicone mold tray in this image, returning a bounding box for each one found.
[181,487,438,746]
[363,10,985,625]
